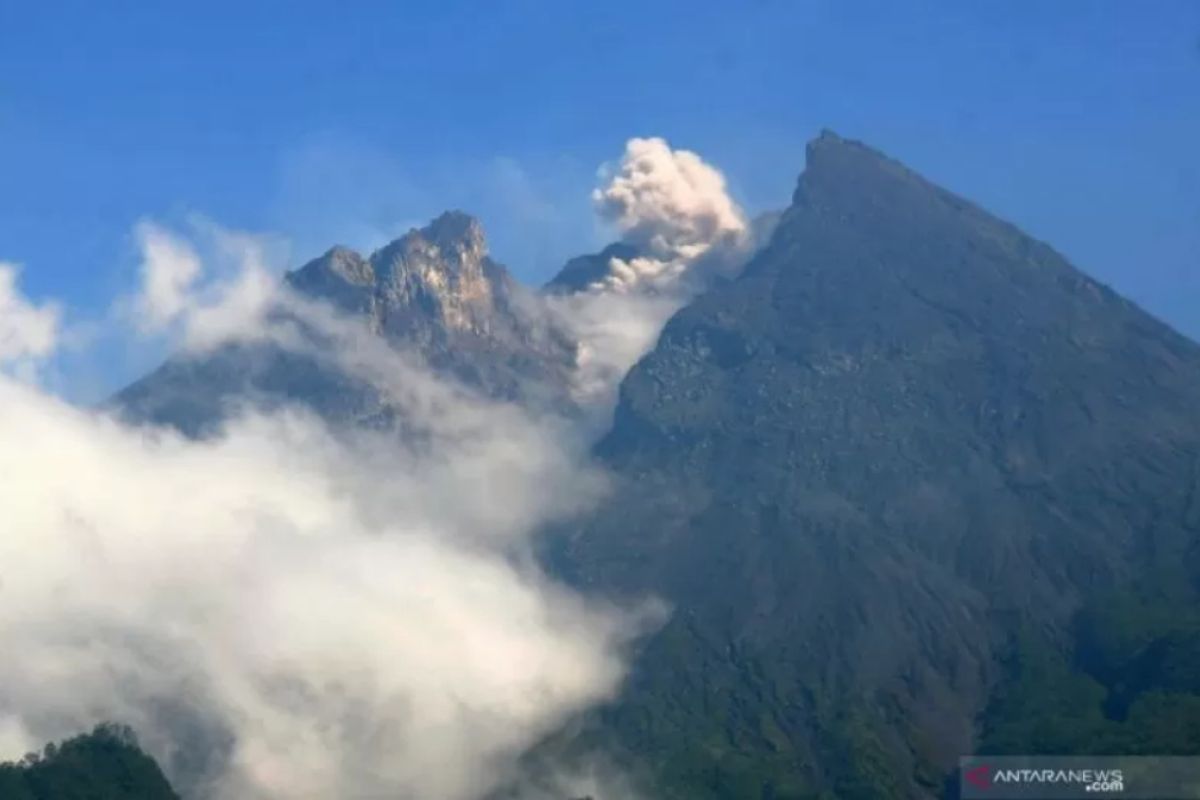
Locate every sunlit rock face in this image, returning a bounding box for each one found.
[365,212,503,335]
[115,211,581,434]
[291,210,576,374]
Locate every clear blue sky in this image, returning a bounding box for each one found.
[2,1,1198,394]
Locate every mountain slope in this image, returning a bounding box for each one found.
[545,131,1200,798]
[102,132,1200,798]
[113,211,578,433]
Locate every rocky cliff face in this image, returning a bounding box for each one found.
[114,212,579,433]
[294,212,524,337]
[289,211,579,403]
[370,211,502,335]
[543,131,1200,798]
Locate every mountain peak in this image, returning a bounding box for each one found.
[284,211,503,334]
[564,133,1200,799]
[797,128,929,205]
[320,245,373,283]
[422,210,486,255]
[373,210,489,287]
[805,128,891,167]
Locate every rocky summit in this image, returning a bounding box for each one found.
[114,211,579,434]
[295,211,515,337]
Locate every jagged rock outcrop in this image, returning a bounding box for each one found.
[114,212,578,433]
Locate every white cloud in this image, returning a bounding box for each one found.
[127,221,280,353]
[133,222,203,330]
[0,262,62,372]
[1,227,677,798]
[546,289,682,416]
[0,351,652,799]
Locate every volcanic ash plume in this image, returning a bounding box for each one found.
[589,136,748,293]
[550,137,752,408]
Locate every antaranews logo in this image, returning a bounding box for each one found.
[957,757,1173,799]
[961,756,1200,799]
[990,767,1124,794]
[964,764,993,790]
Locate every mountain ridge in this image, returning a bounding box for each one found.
[98,131,1200,799]
[113,211,584,433]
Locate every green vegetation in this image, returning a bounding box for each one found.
[0,725,179,800]
[982,584,1200,757]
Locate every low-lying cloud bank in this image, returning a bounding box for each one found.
[0,260,660,800]
[0,346,647,800]
[0,135,757,799]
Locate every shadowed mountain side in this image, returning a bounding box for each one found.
[541,131,1200,799]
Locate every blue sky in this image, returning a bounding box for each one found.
[1,1,1198,397]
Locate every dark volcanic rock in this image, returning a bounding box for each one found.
[548,131,1200,798]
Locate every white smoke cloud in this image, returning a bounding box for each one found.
[548,137,753,408]
[550,289,682,414]
[588,137,748,293]
[594,137,745,256]
[0,262,62,378]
